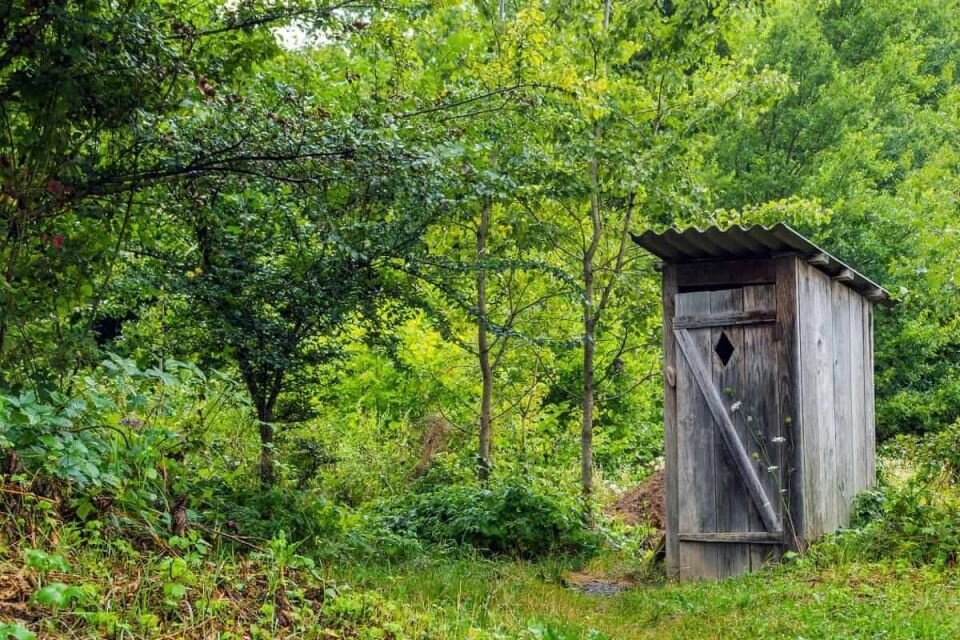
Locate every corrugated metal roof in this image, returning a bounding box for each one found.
[632,223,893,306]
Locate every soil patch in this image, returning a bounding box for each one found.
[608,467,666,530]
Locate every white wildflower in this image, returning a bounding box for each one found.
[771,436,786,444]
[766,465,779,473]
[730,401,742,412]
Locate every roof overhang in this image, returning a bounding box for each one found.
[632,223,894,307]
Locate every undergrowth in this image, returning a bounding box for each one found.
[373,480,600,559]
[0,486,412,639]
[809,423,960,568]
[6,357,960,638]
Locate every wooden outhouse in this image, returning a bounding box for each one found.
[633,224,892,580]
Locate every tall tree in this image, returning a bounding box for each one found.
[0,0,372,386]
[503,0,789,513]
[144,26,457,487]
[393,2,563,480]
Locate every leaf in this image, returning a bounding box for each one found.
[0,623,36,640]
[164,582,187,600]
[74,499,95,521]
[24,549,70,573]
[33,584,66,607]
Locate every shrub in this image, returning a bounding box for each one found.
[850,488,888,528]
[917,418,960,483]
[197,483,343,549]
[817,482,960,567]
[0,355,269,546]
[0,355,244,522]
[375,480,598,558]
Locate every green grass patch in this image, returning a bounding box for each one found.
[332,556,960,639]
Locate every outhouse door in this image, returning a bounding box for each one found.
[674,284,785,577]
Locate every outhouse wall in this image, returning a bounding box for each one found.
[794,260,876,541]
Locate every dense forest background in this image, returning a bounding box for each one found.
[4,0,960,637]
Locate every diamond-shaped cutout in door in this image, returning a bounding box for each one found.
[715,332,735,366]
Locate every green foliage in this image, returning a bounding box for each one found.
[916,418,960,482]
[376,480,598,558]
[200,484,343,549]
[817,480,960,568]
[24,549,69,574]
[32,582,92,609]
[850,489,889,530]
[819,423,960,568]
[0,354,252,544]
[0,624,35,640]
[10,0,960,636]
[0,0,296,382]
[525,625,610,640]
[333,553,960,639]
[7,528,440,638]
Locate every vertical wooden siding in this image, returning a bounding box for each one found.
[676,290,720,579]
[711,288,750,578]
[662,266,680,578]
[674,285,781,579]
[796,261,877,539]
[775,257,804,551]
[743,284,783,569]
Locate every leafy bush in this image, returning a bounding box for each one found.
[850,488,888,529]
[0,354,257,540]
[375,480,598,558]
[916,418,960,483]
[817,482,960,567]
[196,483,343,549]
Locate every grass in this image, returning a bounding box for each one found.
[6,477,960,639]
[332,555,960,639]
[6,530,960,638]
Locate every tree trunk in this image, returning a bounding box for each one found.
[239,361,282,491]
[171,495,189,536]
[476,198,493,481]
[0,217,24,385]
[581,281,596,516]
[258,400,275,490]
[579,0,612,524]
[582,156,600,518]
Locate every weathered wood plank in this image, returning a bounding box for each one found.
[833,268,854,283]
[674,327,781,533]
[662,265,680,578]
[677,531,784,544]
[676,291,719,579]
[797,262,820,538]
[865,288,888,303]
[865,302,877,486]
[673,309,776,330]
[849,293,866,498]
[807,253,830,267]
[775,256,804,551]
[797,261,837,537]
[710,288,750,578]
[831,282,853,526]
[742,284,782,570]
[676,259,775,291]
[819,275,840,533]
